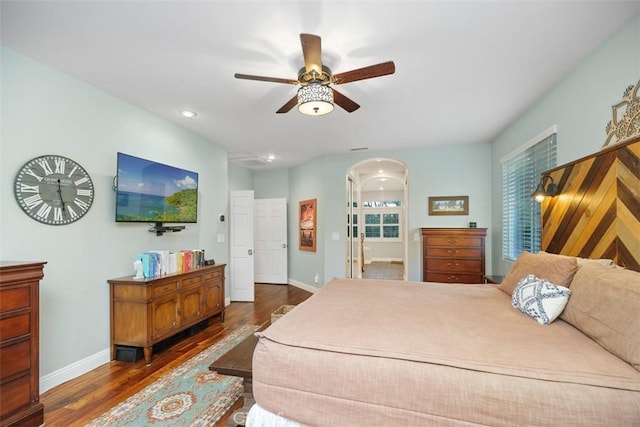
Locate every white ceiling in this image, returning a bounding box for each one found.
[2,1,638,171]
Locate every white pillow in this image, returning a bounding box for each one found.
[511,274,571,325]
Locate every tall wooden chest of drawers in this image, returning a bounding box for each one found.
[421,228,487,284]
[0,261,46,427]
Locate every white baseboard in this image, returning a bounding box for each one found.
[287,279,318,294]
[372,257,403,263]
[225,297,231,306]
[40,347,110,394]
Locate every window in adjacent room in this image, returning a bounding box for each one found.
[362,200,402,241]
[501,126,557,261]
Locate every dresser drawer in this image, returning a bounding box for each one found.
[0,287,30,312]
[427,258,483,272]
[204,269,222,281]
[182,275,203,287]
[424,272,483,284]
[425,247,483,258]
[0,313,30,342]
[0,373,31,416]
[152,281,178,297]
[0,340,30,378]
[425,236,482,247]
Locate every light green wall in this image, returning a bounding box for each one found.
[0,47,229,388]
[254,169,289,199]
[287,157,327,286]
[490,14,640,275]
[228,163,254,191]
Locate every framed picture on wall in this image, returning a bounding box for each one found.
[299,198,317,252]
[428,196,469,215]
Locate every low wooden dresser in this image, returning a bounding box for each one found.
[108,264,226,364]
[421,228,487,284]
[0,261,46,427]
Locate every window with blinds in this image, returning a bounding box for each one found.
[501,128,557,261]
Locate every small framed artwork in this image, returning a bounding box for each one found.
[299,198,317,252]
[428,196,469,216]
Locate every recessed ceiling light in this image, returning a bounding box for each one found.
[179,110,198,118]
[266,154,276,163]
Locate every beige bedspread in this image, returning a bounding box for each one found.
[252,278,640,426]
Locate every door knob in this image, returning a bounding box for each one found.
[248,249,253,255]
[282,243,287,249]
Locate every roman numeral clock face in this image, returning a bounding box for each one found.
[14,155,94,225]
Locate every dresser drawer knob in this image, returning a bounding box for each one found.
[447,262,459,267]
[447,250,458,255]
[448,239,458,244]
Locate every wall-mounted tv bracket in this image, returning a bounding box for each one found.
[149,222,185,236]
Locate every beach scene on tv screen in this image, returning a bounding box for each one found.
[116,154,198,223]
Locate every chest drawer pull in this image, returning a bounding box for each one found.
[447,250,458,256]
[447,262,459,268]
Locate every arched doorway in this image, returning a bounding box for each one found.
[346,158,408,280]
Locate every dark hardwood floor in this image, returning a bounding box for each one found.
[40,283,312,426]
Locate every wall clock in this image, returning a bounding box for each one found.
[14,154,95,225]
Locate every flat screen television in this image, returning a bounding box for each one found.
[115,152,198,223]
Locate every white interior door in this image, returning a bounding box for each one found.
[254,198,288,284]
[229,190,254,301]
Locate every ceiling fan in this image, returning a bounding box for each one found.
[234,33,396,115]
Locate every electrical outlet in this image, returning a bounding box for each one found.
[314,273,319,284]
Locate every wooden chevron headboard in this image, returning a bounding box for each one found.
[541,136,640,271]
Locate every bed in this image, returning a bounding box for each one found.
[248,252,640,426]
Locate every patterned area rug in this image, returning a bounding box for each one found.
[86,325,258,427]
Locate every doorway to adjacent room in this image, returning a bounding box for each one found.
[346,158,408,280]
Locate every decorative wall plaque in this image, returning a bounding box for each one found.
[603,79,640,148]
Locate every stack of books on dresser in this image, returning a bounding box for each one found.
[135,249,205,278]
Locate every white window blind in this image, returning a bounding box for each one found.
[501,130,557,261]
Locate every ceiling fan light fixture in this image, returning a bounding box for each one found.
[297,83,334,116]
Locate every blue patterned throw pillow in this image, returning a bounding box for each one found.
[511,274,571,325]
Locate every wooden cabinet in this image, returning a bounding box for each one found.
[201,269,224,317]
[0,261,45,427]
[108,264,226,364]
[421,228,487,284]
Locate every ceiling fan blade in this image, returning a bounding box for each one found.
[235,73,298,85]
[333,89,360,113]
[276,95,298,114]
[300,33,322,74]
[333,61,396,85]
